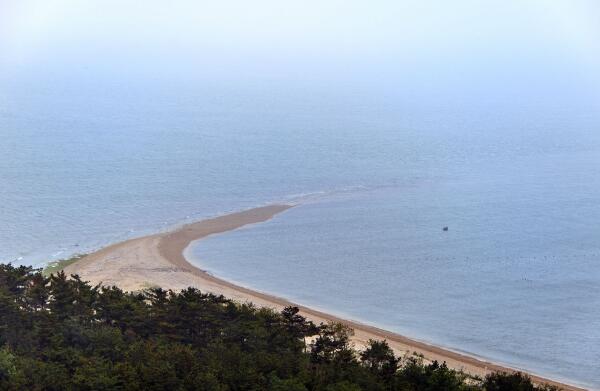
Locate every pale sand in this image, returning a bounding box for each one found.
[64,205,584,391]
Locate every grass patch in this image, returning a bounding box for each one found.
[43,254,86,276]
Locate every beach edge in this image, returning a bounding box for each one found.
[63,204,587,391]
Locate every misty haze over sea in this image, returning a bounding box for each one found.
[2,1,600,388]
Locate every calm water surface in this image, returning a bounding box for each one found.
[1,81,600,388]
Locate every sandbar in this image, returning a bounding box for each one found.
[64,204,585,391]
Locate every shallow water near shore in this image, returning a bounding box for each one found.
[2,79,600,388]
[190,144,600,389]
[193,180,600,389]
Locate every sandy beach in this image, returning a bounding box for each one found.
[64,204,585,391]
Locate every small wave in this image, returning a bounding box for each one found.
[275,180,429,206]
[276,185,375,205]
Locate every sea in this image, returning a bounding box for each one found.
[1,76,599,388]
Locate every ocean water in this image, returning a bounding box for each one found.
[1,79,600,388]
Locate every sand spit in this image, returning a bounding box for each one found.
[64,205,585,391]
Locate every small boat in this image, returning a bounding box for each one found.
[443,226,449,231]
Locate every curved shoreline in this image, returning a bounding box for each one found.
[64,204,586,391]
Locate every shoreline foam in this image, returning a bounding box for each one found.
[64,204,586,391]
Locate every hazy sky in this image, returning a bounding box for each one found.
[1,0,599,102]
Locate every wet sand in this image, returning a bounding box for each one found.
[64,204,585,391]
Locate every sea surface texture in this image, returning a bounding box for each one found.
[1,81,600,388]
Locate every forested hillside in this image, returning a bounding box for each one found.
[0,264,557,390]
